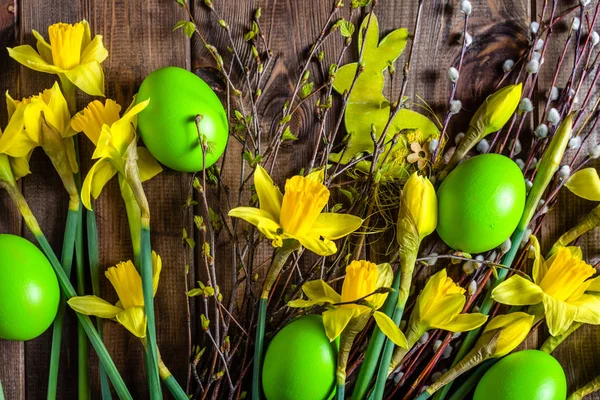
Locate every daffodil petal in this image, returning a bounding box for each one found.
[254,165,283,219]
[152,251,162,296]
[68,295,123,318]
[565,168,600,201]
[543,294,577,336]
[529,235,547,285]
[63,137,79,174]
[64,60,106,96]
[301,279,342,304]
[587,276,600,293]
[439,313,488,332]
[228,206,281,241]
[116,307,147,338]
[297,234,337,256]
[426,293,466,327]
[7,45,63,74]
[571,294,600,325]
[137,147,163,182]
[492,275,544,306]
[81,158,118,210]
[71,99,122,145]
[322,307,355,341]
[81,34,108,64]
[310,213,363,240]
[370,263,393,309]
[32,29,53,63]
[374,311,408,347]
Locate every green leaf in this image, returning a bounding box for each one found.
[340,21,355,37]
[351,0,372,7]
[218,19,229,29]
[281,127,299,141]
[331,203,343,213]
[255,7,262,19]
[201,314,210,330]
[173,20,188,31]
[300,82,314,99]
[184,21,196,38]
[209,208,223,231]
[175,0,186,5]
[187,288,203,297]
[194,215,205,231]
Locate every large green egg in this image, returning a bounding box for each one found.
[437,154,526,254]
[0,234,60,340]
[474,350,567,400]
[262,315,337,400]
[137,66,228,172]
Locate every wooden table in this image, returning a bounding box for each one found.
[0,0,599,398]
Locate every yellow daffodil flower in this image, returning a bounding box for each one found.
[229,165,363,256]
[492,236,600,336]
[0,123,32,182]
[288,260,407,347]
[0,83,80,207]
[68,251,162,338]
[476,312,535,357]
[565,167,600,201]
[411,268,487,334]
[401,171,437,240]
[389,269,487,373]
[8,20,108,96]
[71,98,162,211]
[470,84,523,135]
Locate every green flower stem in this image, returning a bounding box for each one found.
[351,269,401,400]
[75,202,91,399]
[87,209,113,399]
[0,379,4,400]
[141,221,162,399]
[541,322,582,353]
[447,360,496,400]
[549,204,600,255]
[2,182,132,399]
[389,325,423,374]
[336,384,345,400]
[567,375,600,400]
[47,207,78,399]
[253,243,297,400]
[372,251,417,399]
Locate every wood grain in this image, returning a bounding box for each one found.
[0,0,25,399]
[1,0,600,398]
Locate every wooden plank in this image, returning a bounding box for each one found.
[85,0,192,397]
[536,2,600,397]
[16,1,79,398]
[0,0,25,398]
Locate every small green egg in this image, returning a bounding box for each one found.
[0,234,60,340]
[137,66,229,172]
[437,154,526,254]
[474,350,567,400]
[262,315,337,400]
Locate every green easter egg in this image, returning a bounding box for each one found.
[262,315,337,400]
[437,154,526,254]
[0,234,60,341]
[137,66,229,172]
[474,350,567,400]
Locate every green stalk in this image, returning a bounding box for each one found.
[336,384,345,400]
[567,375,600,400]
[2,181,132,399]
[119,176,142,267]
[252,243,297,400]
[0,379,4,400]
[75,204,91,399]
[434,114,573,400]
[87,209,113,399]
[141,222,162,399]
[47,207,78,399]
[162,376,188,400]
[351,271,401,400]
[540,322,582,353]
[253,299,268,400]
[372,250,417,399]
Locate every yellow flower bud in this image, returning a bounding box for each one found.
[470,83,523,135]
[401,172,437,240]
[477,312,534,358]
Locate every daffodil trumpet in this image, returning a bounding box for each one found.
[416,312,535,400]
[369,172,437,400]
[288,261,408,400]
[434,114,574,400]
[68,255,188,400]
[0,156,132,399]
